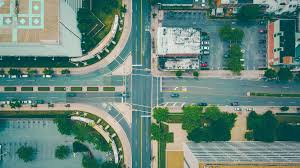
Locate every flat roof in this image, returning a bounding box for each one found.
[279,19,295,59]
[0,0,59,44]
[185,142,300,163]
[157,27,201,57]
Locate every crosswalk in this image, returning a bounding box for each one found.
[65,0,83,12]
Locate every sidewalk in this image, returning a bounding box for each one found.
[1,103,132,168]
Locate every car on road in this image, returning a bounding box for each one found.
[43,75,52,78]
[246,107,254,111]
[0,75,5,78]
[34,100,44,104]
[120,92,130,98]
[234,107,242,111]
[170,93,179,98]
[197,102,208,106]
[8,75,17,78]
[200,50,210,55]
[259,29,267,33]
[230,102,239,106]
[21,100,32,104]
[21,74,29,78]
[67,93,77,97]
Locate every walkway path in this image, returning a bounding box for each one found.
[1,103,132,168]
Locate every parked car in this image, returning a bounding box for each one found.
[230,102,239,106]
[201,46,209,50]
[21,74,29,78]
[200,62,208,67]
[170,93,179,98]
[197,102,208,106]
[234,107,242,111]
[43,75,52,78]
[201,50,210,55]
[21,100,32,104]
[0,75,5,78]
[259,29,267,33]
[201,41,209,45]
[8,75,17,78]
[246,107,254,111]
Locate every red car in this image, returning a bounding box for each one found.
[201,62,208,67]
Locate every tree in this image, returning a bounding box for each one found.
[120,5,127,13]
[187,127,211,142]
[43,68,54,75]
[227,45,243,74]
[237,5,262,21]
[193,71,199,78]
[9,99,22,109]
[73,141,89,153]
[280,106,289,111]
[219,25,244,42]
[55,145,70,160]
[148,0,160,5]
[0,69,5,75]
[245,130,254,140]
[182,106,203,133]
[54,117,73,135]
[264,69,277,79]
[151,123,162,140]
[294,73,300,82]
[16,146,37,162]
[100,161,121,168]
[27,69,38,76]
[175,71,183,77]
[277,68,293,82]
[61,69,70,75]
[82,155,99,168]
[8,68,21,75]
[153,107,169,123]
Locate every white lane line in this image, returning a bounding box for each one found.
[131,103,152,108]
[289,102,296,104]
[132,74,152,77]
[151,76,153,108]
[282,86,290,89]
[261,85,269,88]
[28,97,36,99]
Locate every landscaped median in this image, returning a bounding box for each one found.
[247,92,300,97]
[0,86,123,92]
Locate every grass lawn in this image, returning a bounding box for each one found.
[54,87,66,91]
[21,87,33,91]
[87,87,99,91]
[71,87,83,91]
[103,87,115,91]
[0,111,72,118]
[250,92,300,97]
[38,87,50,91]
[4,87,17,91]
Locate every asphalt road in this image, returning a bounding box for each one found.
[162,77,300,106]
[130,0,152,167]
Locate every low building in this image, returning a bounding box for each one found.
[267,19,296,67]
[157,27,201,70]
[184,141,300,168]
[158,0,194,7]
[0,0,82,57]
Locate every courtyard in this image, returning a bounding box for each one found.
[162,11,267,70]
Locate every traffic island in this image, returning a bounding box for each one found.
[247,92,300,97]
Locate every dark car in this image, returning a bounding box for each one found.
[230,102,239,106]
[170,93,179,98]
[197,102,208,106]
[34,100,44,104]
[67,93,77,97]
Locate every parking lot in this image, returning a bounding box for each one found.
[162,11,267,70]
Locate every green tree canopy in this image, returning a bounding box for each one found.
[54,117,73,135]
[8,68,21,75]
[176,71,183,77]
[55,145,70,160]
[27,69,38,76]
[153,107,169,123]
[82,155,99,168]
[43,68,54,75]
[182,106,203,133]
[277,68,293,82]
[0,69,5,75]
[264,69,277,79]
[100,161,121,168]
[237,5,262,21]
[61,69,70,75]
[193,71,199,78]
[16,146,37,162]
[219,25,244,42]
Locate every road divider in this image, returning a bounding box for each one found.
[247,92,300,98]
[0,86,124,93]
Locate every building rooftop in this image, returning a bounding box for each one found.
[0,0,82,57]
[157,27,201,57]
[185,141,300,163]
[279,19,295,59]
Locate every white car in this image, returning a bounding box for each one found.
[201,41,209,45]
[21,74,29,78]
[43,75,52,78]
[0,75,5,78]
[201,46,209,50]
[234,107,242,111]
[241,49,246,53]
[246,107,254,111]
[9,75,17,78]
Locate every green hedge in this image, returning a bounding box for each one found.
[250,92,300,97]
[103,87,115,91]
[4,87,17,91]
[167,114,183,123]
[55,87,66,91]
[87,87,99,91]
[21,87,33,91]
[71,87,82,91]
[38,87,50,91]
